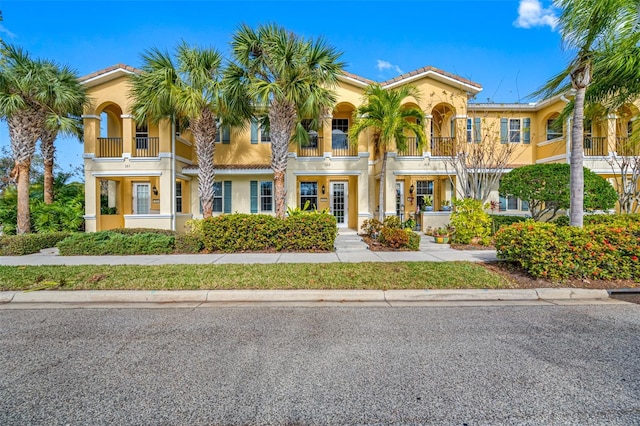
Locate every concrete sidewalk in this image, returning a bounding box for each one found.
[0,231,497,266]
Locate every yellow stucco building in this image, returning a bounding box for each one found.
[80,64,639,233]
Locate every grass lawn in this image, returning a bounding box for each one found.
[0,262,513,291]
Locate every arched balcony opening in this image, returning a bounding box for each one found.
[96,103,124,158]
[331,103,357,157]
[430,103,456,156]
[397,102,424,157]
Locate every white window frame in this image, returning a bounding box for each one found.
[509,119,521,143]
[546,118,562,140]
[260,181,273,212]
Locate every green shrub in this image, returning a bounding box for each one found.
[406,230,421,250]
[495,220,640,281]
[57,231,175,255]
[552,215,570,226]
[361,218,383,237]
[490,215,528,234]
[379,227,409,248]
[109,228,176,236]
[450,198,492,244]
[0,232,71,256]
[553,214,640,227]
[200,213,337,252]
[382,216,402,229]
[174,233,204,254]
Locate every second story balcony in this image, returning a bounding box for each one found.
[97,137,123,158]
[331,131,357,157]
[431,137,456,157]
[133,137,160,157]
[616,136,639,156]
[297,136,323,157]
[584,136,607,156]
[397,137,421,157]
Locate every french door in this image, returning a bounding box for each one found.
[330,181,348,228]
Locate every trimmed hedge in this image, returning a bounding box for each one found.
[109,227,177,236]
[57,231,175,255]
[0,232,71,256]
[200,213,337,252]
[174,234,204,254]
[554,213,640,227]
[495,220,640,281]
[490,215,528,233]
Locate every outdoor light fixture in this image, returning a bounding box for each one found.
[152,185,158,196]
[409,184,414,194]
[322,184,326,195]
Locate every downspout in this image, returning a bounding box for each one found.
[561,94,571,164]
[171,116,176,232]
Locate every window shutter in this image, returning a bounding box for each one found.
[223,181,232,213]
[499,195,506,211]
[521,199,530,211]
[523,118,530,144]
[251,120,258,144]
[474,118,481,143]
[222,126,230,144]
[250,181,258,213]
[500,118,508,144]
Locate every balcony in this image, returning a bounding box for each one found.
[331,133,357,157]
[397,137,421,157]
[133,137,160,157]
[616,137,639,156]
[97,137,123,158]
[431,137,456,157]
[297,136,322,157]
[584,136,607,156]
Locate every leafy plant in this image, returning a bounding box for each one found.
[450,198,492,244]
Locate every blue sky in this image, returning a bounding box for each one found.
[0,0,568,174]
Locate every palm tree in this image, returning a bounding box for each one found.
[39,63,87,204]
[349,84,425,221]
[130,42,238,218]
[225,23,344,218]
[537,0,638,226]
[0,43,84,233]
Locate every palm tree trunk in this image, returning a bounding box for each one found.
[16,160,31,234]
[269,99,297,219]
[379,150,387,222]
[192,110,216,219]
[569,58,591,227]
[41,128,57,204]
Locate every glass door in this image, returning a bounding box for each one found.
[330,181,348,227]
[133,183,150,214]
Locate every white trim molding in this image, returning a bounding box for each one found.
[175,155,193,165]
[537,137,564,147]
[83,215,97,220]
[293,170,362,176]
[124,214,173,220]
[120,114,134,119]
[81,115,100,120]
[536,154,567,164]
[92,171,163,177]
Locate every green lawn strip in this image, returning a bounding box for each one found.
[0,262,512,291]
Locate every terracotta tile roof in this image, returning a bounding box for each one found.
[340,70,375,85]
[79,63,142,82]
[379,65,481,89]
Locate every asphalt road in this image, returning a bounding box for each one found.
[1,304,639,425]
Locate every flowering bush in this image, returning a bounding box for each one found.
[495,219,640,281]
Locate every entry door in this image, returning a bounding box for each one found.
[133,183,150,214]
[396,181,404,219]
[330,181,348,228]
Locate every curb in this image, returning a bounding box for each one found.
[0,288,611,304]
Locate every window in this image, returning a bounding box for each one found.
[509,119,521,143]
[546,118,562,140]
[260,128,271,143]
[215,125,230,144]
[175,181,182,213]
[466,118,472,143]
[331,118,349,149]
[415,180,434,210]
[300,182,318,209]
[213,182,223,212]
[499,193,528,212]
[507,195,518,210]
[260,181,273,212]
[135,122,149,150]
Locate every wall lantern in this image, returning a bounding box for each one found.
[409,184,414,194]
[408,184,415,205]
[152,185,158,196]
[322,184,326,195]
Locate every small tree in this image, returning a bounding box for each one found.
[444,114,523,203]
[499,163,618,221]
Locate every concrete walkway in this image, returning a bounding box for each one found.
[0,230,497,267]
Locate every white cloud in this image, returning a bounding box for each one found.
[514,0,558,30]
[0,24,16,39]
[376,59,403,75]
